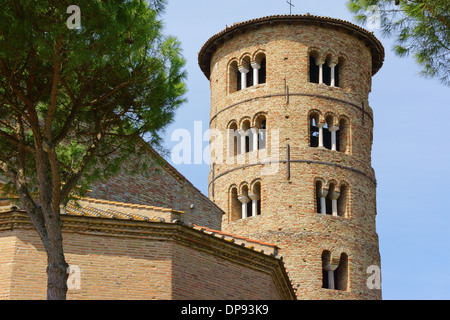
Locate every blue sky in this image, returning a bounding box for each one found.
[159,0,450,300]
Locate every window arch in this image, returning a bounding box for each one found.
[309,50,321,84]
[241,119,251,154]
[249,181,262,216]
[338,116,350,153]
[255,114,267,150]
[229,186,241,222]
[239,56,252,90]
[253,51,267,85]
[239,184,252,219]
[309,111,320,148]
[227,121,239,158]
[229,60,239,93]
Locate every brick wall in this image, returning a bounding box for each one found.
[0,211,295,300]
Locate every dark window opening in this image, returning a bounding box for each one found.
[259,58,267,84]
[309,56,320,84]
[323,63,331,86]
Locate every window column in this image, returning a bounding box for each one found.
[330,63,337,87]
[329,189,340,217]
[323,263,339,289]
[329,126,339,151]
[250,128,259,151]
[239,66,249,90]
[238,194,250,219]
[319,187,328,214]
[318,123,325,148]
[248,192,260,217]
[251,62,260,86]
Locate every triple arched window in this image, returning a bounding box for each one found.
[310,111,349,153]
[229,181,262,222]
[309,49,344,87]
[227,114,267,158]
[315,179,349,217]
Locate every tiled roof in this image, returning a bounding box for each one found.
[63,203,162,222]
[198,14,385,79]
[191,224,279,257]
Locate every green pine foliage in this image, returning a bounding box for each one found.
[0,0,187,199]
[0,0,186,299]
[347,0,450,86]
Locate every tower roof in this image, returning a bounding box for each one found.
[198,14,385,79]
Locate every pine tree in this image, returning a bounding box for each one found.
[0,0,186,299]
[348,0,450,85]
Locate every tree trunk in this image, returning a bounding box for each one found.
[46,230,69,300]
[43,206,69,300]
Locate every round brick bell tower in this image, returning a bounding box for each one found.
[199,14,384,300]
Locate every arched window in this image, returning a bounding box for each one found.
[227,122,239,158]
[321,251,333,289]
[249,181,261,216]
[238,184,252,219]
[315,180,328,214]
[337,183,348,217]
[229,60,239,93]
[338,117,349,153]
[241,120,251,154]
[230,186,241,222]
[335,253,349,291]
[309,113,320,147]
[309,53,320,84]
[253,52,267,86]
[324,55,332,86]
[238,56,252,90]
[255,115,267,150]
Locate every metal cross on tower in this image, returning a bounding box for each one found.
[287,0,295,14]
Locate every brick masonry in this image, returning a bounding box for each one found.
[200,15,384,300]
[0,211,295,300]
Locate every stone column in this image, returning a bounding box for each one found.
[248,192,260,217]
[239,66,249,90]
[250,128,259,151]
[329,189,341,217]
[318,63,324,84]
[320,188,328,214]
[251,62,261,86]
[238,129,247,155]
[324,264,339,289]
[318,123,325,148]
[238,195,250,219]
[329,126,339,151]
[330,63,337,87]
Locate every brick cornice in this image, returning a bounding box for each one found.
[199,14,384,79]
